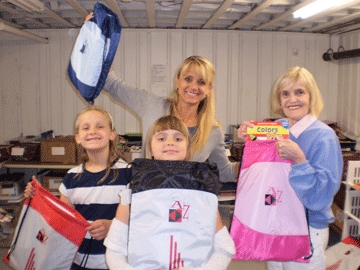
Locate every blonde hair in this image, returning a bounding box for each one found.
[145,115,192,161]
[74,105,128,184]
[271,66,324,118]
[169,55,220,153]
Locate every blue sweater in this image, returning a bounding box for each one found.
[288,117,343,229]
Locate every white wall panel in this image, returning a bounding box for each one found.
[228,34,241,128]
[337,29,360,149]
[0,29,339,144]
[258,33,274,119]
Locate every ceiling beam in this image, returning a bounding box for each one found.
[0,18,23,28]
[203,0,235,29]
[254,0,316,30]
[104,0,129,27]
[42,6,75,27]
[0,2,21,15]
[329,20,360,34]
[25,17,50,28]
[280,0,360,31]
[176,0,192,28]
[228,0,273,30]
[0,21,48,43]
[306,10,360,33]
[146,0,156,28]
[64,0,88,18]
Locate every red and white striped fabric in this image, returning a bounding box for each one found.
[325,236,360,270]
[4,180,90,270]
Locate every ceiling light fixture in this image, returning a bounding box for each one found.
[7,0,45,13]
[293,0,355,19]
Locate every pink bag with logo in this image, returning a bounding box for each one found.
[230,140,311,262]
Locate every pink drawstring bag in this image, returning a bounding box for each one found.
[230,140,311,262]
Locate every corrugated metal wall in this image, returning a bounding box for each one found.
[0,29,340,143]
[337,29,360,149]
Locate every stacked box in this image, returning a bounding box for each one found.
[0,145,12,162]
[41,136,81,164]
[331,203,345,232]
[43,175,64,192]
[10,142,41,162]
[0,173,24,200]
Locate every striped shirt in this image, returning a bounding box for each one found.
[59,158,130,270]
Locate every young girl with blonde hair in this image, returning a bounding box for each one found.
[25,105,130,270]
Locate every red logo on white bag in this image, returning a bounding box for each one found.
[169,235,185,270]
[36,229,48,244]
[25,248,36,270]
[169,201,190,222]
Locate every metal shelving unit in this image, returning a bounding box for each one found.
[342,160,360,241]
[3,161,76,170]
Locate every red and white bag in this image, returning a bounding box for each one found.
[4,180,90,269]
[325,236,360,270]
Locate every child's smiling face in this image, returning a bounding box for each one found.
[75,110,116,152]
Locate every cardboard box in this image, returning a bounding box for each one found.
[331,203,345,231]
[0,145,12,162]
[43,175,64,192]
[0,173,24,199]
[124,151,142,162]
[10,142,41,162]
[41,136,80,164]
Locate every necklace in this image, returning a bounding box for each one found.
[182,116,197,125]
[176,105,197,125]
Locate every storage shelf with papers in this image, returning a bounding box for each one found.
[0,161,76,197]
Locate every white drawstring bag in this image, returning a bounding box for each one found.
[4,180,90,269]
[127,159,219,269]
[68,2,122,104]
[325,236,360,270]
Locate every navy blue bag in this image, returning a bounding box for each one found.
[68,2,122,104]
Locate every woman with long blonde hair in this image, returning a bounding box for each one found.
[104,55,239,182]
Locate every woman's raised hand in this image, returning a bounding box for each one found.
[84,12,94,24]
